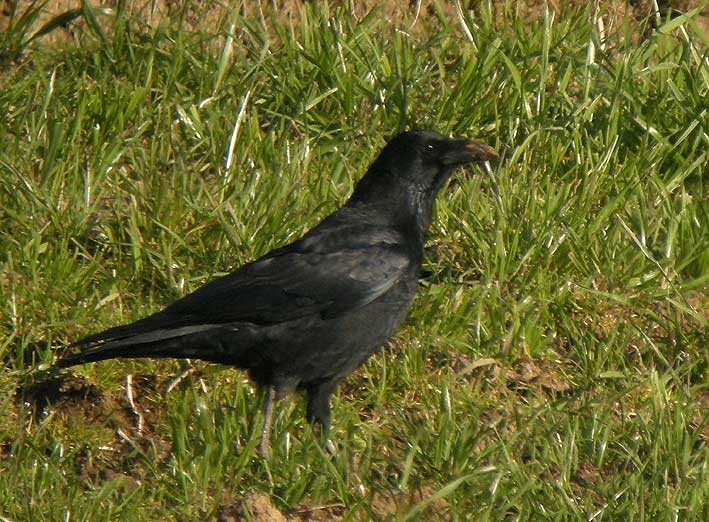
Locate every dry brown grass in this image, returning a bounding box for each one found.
[3,0,708,48]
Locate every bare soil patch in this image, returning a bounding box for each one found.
[218,491,345,522]
[17,371,174,482]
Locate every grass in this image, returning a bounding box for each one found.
[0,1,707,520]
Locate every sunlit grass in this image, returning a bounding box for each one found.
[0,1,707,520]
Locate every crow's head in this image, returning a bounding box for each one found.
[352,130,495,199]
[349,130,496,229]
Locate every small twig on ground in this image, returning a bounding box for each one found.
[164,366,198,394]
[125,374,144,436]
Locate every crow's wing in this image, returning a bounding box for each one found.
[73,226,411,346]
[168,241,410,323]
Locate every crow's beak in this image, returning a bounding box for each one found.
[441,139,498,166]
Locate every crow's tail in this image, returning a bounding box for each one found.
[57,324,234,368]
[56,342,173,368]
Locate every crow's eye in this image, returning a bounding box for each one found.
[426,144,435,152]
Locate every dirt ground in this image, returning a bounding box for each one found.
[2,1,708,46]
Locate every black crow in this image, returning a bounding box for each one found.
[58,130,496,458]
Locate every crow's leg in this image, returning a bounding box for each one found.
[259,386,276,459]
[306,381,337,454]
